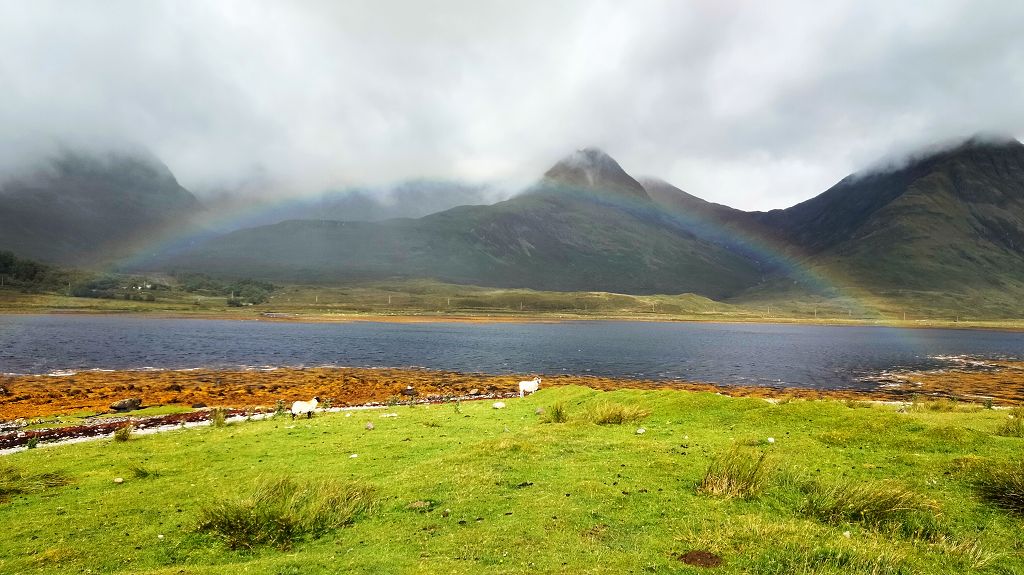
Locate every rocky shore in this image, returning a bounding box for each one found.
[2,361,1022,450]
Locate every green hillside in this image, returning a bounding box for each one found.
[4,138,1024,317]
[164,151,766,298]
[741,138,1024,314]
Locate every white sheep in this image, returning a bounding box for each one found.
[290,396,320,419]
[518,377,542,398]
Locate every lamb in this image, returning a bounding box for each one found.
[290,396,320,419]
[518,377,541,398]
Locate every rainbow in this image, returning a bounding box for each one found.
[109,178,899,322]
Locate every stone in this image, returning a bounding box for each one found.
[365,422,375,430]
[110,398,142,412]
[400,386,417,396]
[113,477,124,484]
[492,402,506,409]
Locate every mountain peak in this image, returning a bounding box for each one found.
[542,148,651,201]
[861,133,1024,179]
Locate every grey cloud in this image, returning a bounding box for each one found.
[1,0,1022,211]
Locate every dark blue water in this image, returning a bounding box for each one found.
[1,315,1022,389]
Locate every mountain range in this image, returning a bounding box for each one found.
[2,136,1024,313]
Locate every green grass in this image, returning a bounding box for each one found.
[698,447,770,499]
[995,408,1024,437]
[800,479,943,539]
[196,477,375,550]
[586,402,649,425]
[971,458,1024,515]
[542,401,568,423]
[0,465,70,504]
[1,387,1023,574]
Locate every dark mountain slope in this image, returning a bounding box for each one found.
[752,137,1024,298]
[0,150,201,266]
[166,150,765,297]
[755,137,1024,254]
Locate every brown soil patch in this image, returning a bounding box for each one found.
[678,550,723,567]
[1,360,1022,422]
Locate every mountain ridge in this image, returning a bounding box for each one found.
[0,149,202,266]
[3,136,1024,314]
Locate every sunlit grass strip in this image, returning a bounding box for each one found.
[195,477,376,550]
[698,447,770,499]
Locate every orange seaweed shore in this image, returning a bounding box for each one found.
[2,361,1023,422]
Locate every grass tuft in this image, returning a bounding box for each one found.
[130,465,161,479]
[970,458,1024,515]
[698,447,770,499]
[0,465,70,504]
[587,402,649,425]
[113,424,133,442]
[543,402,569,423]
[931,536,1000,571]
[800,479,942,539]
[195,477,376,550]
[994,407,1024,437]
[751,543,908,575]
[210,407,228,428]
[911,398,980,413]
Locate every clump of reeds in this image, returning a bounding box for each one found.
[543,402,569,423]
[970,458,1024,515]
[588,402,649,425]
[0,465,70,504]
[113,425,133,442]
[994,408,1024,438]
[912,398,980,413]
[195,477,376,550]
[753,542,907,575]
[698,448,770,499]
[210,407,227,428]
[800,479,942,539]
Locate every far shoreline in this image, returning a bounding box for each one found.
[2,308,1024,333]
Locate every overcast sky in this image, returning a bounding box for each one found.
[2,0,1023,210]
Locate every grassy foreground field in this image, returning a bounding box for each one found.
[2,387,1023,574]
